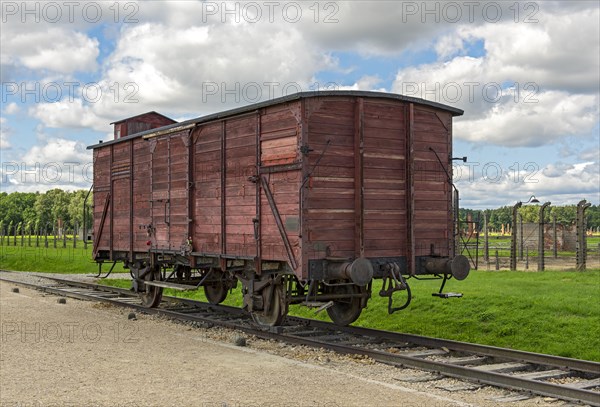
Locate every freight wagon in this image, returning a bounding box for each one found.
[89,91,469,326]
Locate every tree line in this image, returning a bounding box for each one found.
[460,204,600,232]
[0,189,92,234]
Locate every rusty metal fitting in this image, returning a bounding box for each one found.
[424,255,470,280]
[326,257,374,286]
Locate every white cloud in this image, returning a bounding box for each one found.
[334,75,386,91]
[298,2,447,56]
[29,98,110,133]
[102,21,332,112]
[579,147,600,162]
[462,11,600,94]
[454,91,598,147]
[23,137,90,164]
[0,117,11,150]
[456,161,600,208]
[2,28,99,74]
[131,1,446,55]
[3,103,20,115]
[1,138,93,193]
[434,33,467,60]
[28,18,337,129]
[542,163,575,178]
[392,7,600,148]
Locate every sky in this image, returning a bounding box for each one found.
[0,0,598,209]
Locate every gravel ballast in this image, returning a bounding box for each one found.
[0,277,576,406]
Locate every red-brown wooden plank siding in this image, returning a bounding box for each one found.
[259,102,302,271]
[224,115,257,257]
[95,137,148,256]
[412,106,452,257]
[150,132,190,250]
[302,97,410,265]
[92,147,110,254]
[362,99,408,258]
[92,92,460,280]
[193,122,222,254]
[132,137,152,251]
[303,97,356,264]
[190,103,302,267]
[111,139,131,253]
[301,96,454,276]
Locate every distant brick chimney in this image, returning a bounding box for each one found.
[111,111,177,139]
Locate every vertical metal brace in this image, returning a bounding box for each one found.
[255,112,262,275]
[483,211,489,262]
[186,128,195,262]
[220,122,227,271]
[109,144,114,260]
[354,98,365,258]
[167,138,172,247]
[406,103,415,275]
[519,214,524,260]
[552,215,558,259]
[510,202,522,270]
[129,139,134,261]
[576,199,591,271]
[538,202,551,271]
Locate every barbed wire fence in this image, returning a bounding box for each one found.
[458,200,600,271]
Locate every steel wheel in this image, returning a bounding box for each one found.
[140,265,163,308]
[326,285,364,326]
[252,284,287,326]
[204,280,228,304]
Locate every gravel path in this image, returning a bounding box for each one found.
[0,276,578,407]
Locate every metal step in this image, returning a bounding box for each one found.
[144,281,198,291]
[90,293,120,299]
[115,297,141,303]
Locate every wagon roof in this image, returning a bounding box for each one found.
[87,90,464,149]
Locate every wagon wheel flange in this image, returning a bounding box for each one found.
[326,284,364,326]
[204,272,229,305]
[251,283,287,326]
[139,265,163,308]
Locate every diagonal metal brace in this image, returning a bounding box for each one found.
[260,176,298,270]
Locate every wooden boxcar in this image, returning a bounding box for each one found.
[89,91,469,325]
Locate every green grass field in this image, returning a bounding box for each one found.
[0,244,128,274]
[1,243,598,361]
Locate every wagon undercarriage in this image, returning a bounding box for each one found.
[95,248,469,326]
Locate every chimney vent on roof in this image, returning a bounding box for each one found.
[111,112,177,139]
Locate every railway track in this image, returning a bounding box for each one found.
[1,271,599,406]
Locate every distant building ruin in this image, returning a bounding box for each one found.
[516,223,577,251]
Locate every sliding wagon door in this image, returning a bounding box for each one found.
[150,133,190,251]
[192,117,258,261]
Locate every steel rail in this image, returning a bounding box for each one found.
[287,317,600,374]
[1,273,599,406]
